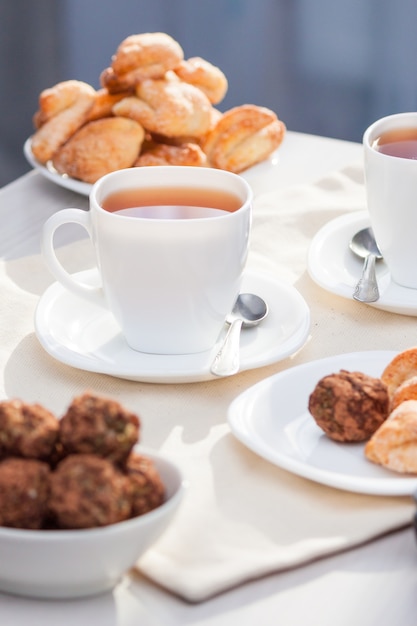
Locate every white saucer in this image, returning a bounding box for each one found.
[228,350,417,496]
[34,270,310,383]
[308,210,417,316]
[24,137,280,198]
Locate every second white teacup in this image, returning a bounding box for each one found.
[41,166,252,355]
[364,112,417,289]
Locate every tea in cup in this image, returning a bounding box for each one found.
[41,166,252,354]
[363,112,417,288]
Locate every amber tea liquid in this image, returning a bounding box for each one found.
[372,127,417,159]
[101,186,242,219]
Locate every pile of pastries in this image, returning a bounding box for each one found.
[308,347,417,474]
[30,32,286,183]
[0,391,165,529]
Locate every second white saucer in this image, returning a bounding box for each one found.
[34,269,310,383]
[308,210,417,316]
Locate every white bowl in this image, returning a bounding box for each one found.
[0,449,185,599]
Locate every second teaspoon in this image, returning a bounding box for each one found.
[349,227,383,303]
[210,293,268,377]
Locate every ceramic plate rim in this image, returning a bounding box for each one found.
[24,138,92,196]
[307,210,417,316]
[24,137,280,197]
[34,268,310,383]
[228,350,417,496]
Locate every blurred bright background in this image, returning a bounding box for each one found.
[1,0,417,187]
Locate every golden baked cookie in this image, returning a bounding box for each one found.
[365,399,417,473]
[173,57,228,104]
[101,32,184,93]
[134,141,207,167]
[381,347,417,399]
[113,77,213,138]
[202,104,286,173]
[52,117,145,184]
[31,80,96,164]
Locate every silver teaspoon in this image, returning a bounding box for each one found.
[349,227,383,303]
[210,293,268,377]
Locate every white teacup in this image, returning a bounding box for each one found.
[41,166,252,355]
[364,112,417,289]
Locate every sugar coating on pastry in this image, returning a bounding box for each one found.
[101,32,184,93]
[202,104,286,173]
[86,88,134,121]
[173,56,228,104]
[391,375,417,410]
[365,399,417,473]
[149,107,222,147]
[134,141,207,167]
[33,80,95,128]
[31,80,96,164]
[381,347,417,399]
[52,117,145,183]
[113,77,213,138]
[99,67,139,94]
[112,32,183,76]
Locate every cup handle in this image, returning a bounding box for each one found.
[41,208,106,307]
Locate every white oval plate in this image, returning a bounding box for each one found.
[34,269,310,383]
[24,137,281,197]
[24,138,92,196]
[228,350,417,496]
[308,210,417,316]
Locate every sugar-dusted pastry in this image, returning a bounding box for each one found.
[32,80,94,128]
[31,80,96,164]
[135,141,207,167]
[201,104,286,173]
[308,369,390,442]
[86,88,134,121]
[391,375,417,410]
[52,117,145,183]
[173,56,228,104]
[101,32,184,93]
[99,67,138,94]
[365,399,417,473]
[381,347,417,399]
[149,107,222,147]
[113,77,213,138]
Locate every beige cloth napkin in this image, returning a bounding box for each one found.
[1,165,416,603]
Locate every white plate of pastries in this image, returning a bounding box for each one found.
[228,348,417,496]
[25,32,286,195]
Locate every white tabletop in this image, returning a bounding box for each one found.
[2,132,416,626]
